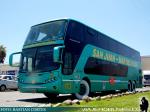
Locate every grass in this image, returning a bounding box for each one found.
[60,91,150,112]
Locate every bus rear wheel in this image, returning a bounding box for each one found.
[132,81,136,92]
[75,80,90,100]
[44,93,58,100]
[128,81,132,92]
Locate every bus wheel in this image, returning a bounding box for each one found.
[132,81,136,92]
[75,80,90,100]
[128,81,132,92]
[44,93,58,100]
[0,85,6,91]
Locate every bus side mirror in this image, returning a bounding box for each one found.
[9,52,21,67]
[53,46,65,63]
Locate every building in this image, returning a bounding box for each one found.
[141,56,150,71]
[0,64,18,76]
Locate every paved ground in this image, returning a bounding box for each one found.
[0,90,73,107]
[0,91,45,107]
[136,86,150,92]
[0,87,150,107]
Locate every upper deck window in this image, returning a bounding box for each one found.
[68,21,85,42]
[24,20,67,45]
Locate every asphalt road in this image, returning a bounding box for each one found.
[0,91,45,107]
[0,87,150,107]
[0,90,73,107]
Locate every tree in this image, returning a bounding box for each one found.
[0,45,6,63]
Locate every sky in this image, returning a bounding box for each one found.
[0,0,150,64]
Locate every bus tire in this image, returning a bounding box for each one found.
[44,93,58,100]
[128,81,132,92]
[132,81,136,92]
[75,80,90,100]
[0,85,6,92]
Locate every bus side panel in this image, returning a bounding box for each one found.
[73,44,141,92]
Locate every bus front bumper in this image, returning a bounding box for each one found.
[18,81,61,93]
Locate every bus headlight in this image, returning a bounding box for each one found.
[50,76,57,82]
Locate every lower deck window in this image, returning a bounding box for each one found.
[84,57,128,77]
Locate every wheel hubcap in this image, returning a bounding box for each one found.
[1,86,5,91]
[79,84,86,95]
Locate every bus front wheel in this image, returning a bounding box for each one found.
[75,80,90,100]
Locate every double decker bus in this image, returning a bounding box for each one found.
[10,19,142,99]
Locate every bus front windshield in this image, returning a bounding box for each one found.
[24,20,67,45]
[20,45,59,73]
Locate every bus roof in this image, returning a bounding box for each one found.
[31,18,69,28]
[31,18,140,55]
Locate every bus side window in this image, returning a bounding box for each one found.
[86,28,98,44]
[69,21,84,42]
[87,28,96,37]
[62,52,73,75]
[84,57,128,77]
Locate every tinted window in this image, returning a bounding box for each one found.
[87,28,97,37]
[84,57,128,77]
[95,32,140,62]
[109,39,118,53]
[3,76,7,79]
[69,21,84,42]
[35,46,59,72]
[97,34,110,50]
[24,20,67,45]
[62,52,73,75]
[63,20,86,74]
[20,46,60,73]
[3,76,12,80]
[85,28,98,44]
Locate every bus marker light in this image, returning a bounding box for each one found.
[109,77,115,85]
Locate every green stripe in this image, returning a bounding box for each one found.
[92,47,139,68]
